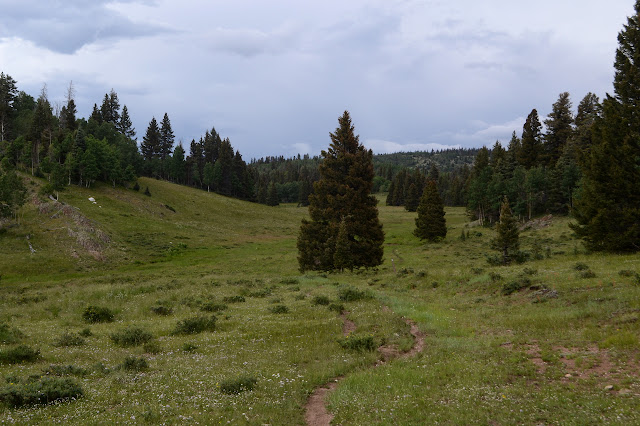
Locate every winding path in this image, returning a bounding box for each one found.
[304,311,425,426]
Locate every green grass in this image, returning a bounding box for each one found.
[0,177,639,423]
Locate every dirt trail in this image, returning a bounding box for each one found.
[304,311,425,426]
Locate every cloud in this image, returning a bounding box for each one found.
[0,0,172,54]
[364,139,461,154]
[206,25,300,57]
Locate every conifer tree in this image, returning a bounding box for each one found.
[571,1,640,252]
[141,117,160,161]
[519,109,543,169]
[159,113,174,160]
[333,217,354,271]
[404,182,420,212]
[89,104,102,124]
[297,111,384,271]
[118,105,136,139]
[491,197,519,264]
[414,180,447,241]
[544,92,574,167]
[0,72,18,142]
[266,181,279,206]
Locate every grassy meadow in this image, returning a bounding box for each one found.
[0,177,639,424]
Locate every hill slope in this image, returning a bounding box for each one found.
[0,176,306,280]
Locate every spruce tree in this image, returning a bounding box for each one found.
[159,113,174,160]
[297,111,384,271]
[518,109,543,169]
[266,182,279,206]
[141,117,161,161]
[491,197,519,264]
[414,180,447,241]
[0,72,18,143]
[118,105,136,139]
[404,182,420,212]
[543,92,574,167]
[571,1,640,252]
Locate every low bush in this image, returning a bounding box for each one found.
[43,365,88,377]
[0,323,23,344]
[53,332,85,347]
[150,305,173,316]
[338,334,377,352]
[222,295,245,303]
[143,341,162,354]
[120,356,149,372]
[501,277,532,296]
[172,316,217,335]
[0,345,41,364]
[268,305,289,314]
[328,303,345,314]
[338,286,370,302]
[182,343,198,352]
[78,328,92,338]
[579,270,597,279]
[573,262,589,271]
[110,327,153,347]
[82,305,115,323]
[219,376,257,395]
[0,377,83,407]
[312,295,330,306]
[200,302,227,313]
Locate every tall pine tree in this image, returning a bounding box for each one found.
[414,180,447,241]
[519,109,543,169]
[543,92,574,167]
[571,2,640,252]
[297,111,384,271]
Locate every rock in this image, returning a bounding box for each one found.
[604,385,614,391]
[565,373,572,378]
[618,389,632,395]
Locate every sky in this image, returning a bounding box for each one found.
[0,0,634,159]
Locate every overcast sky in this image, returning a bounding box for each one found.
[0,0,634,159]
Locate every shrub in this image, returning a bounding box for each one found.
[43,365,88,377]
[110,327,153,347]
[280,278,299,285]
[143,341,162,354]
[522,267,538,276]
[150,305,173,316]
[0,345,41,364]
[338,334,376,352]
[249,288,272,298]
[0,323,23,344]
[338,286,370,302]
[0,377,83,407]
[222,295,245,303]
[200,302,227,313]
[53,332,85,347]
[143,186,151,196]
[579,270,597,279]
[501,277,532,296]
[78,328,92,338]
[268,305,289,314]
[618,269,635,277]
[172,316,217,335]
[328,303,345,314]
[182,343,198,352]
[82,305,114,323]
[573,262,589,271]
[120,356,148,372]
[219,376,257,395]
[489,272,503,282]
[312,295,330,306]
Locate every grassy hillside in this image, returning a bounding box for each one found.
[0,177,638,424]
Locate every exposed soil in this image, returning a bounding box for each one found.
[305,311,425,426]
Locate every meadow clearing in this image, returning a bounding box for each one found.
[0,176,638,424]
